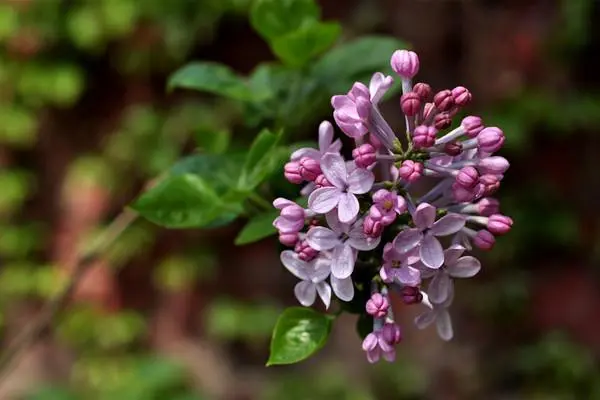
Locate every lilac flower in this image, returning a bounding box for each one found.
[291,120,342,161]
[418,244,481,304]
[414,289,454,341]
[370,189,407,226]
[393,203,466,269]
[362,330,395,363]
[306,213,380,281]
[332,73,396,149]
[380,242,421,286]
[308,152,374,223]
[280,251,332,308]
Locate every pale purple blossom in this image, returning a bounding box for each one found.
[362,330,395,363]
[393,203,466,269]
[306,213,380,280]
[418,244,481,304]
[308,152,374,223]
[414,289,454,341]
[291,120,342,161]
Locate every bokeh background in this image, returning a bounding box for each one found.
[0,0,599,399]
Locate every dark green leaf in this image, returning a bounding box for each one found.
[170,153,244,194]
[235,210,279,245]
[131,174,242,228]
[267,307,333,366]
[312,36,409,93]
[239,129,281,190]
[250,0,319,41]
[272,21,341,67]
[167,62,253,101]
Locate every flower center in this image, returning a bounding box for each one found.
[383,200,393,211]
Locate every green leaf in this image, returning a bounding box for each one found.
[239,129,281,190]
[235,210,279,245]
[131,174,242,228]
[167,62,253,101]
[272,21,341,67]
[267,307,333,366]
[250,0,319,41]
[312,36,409,93]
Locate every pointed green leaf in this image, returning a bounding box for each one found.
[131,174,242,228]
[250,0,319,41]
[239,129,281,190]
[272,21,341,67]
[167,62,253,101]
[267,307,333,366]
[235,210,279,245]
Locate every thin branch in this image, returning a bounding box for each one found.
[0,208,139,386]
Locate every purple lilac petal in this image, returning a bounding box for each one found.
[413,203,437,229]
[347,223,381,251]
[330,275,354,301]
[393,228,423,253]
[338,192,359,223]
[443,244,466,266]
[428,272,452,304]
[320,153,347,188]
[430,213,466,236]
[291,147,321,161]
[280,251,310,280]
[331,243,355,279]
[294,281,316,306]
[311,257,333,282]
[436,310,453,341]
[316,282,332,309]
[369,72,394,103]
[347,168,375,194]
[325,211,349,235]
[419,235,444,269]
[396,265,421,286]
[447,256,481,278]
[308,187,341,214]
[306,226,339,251]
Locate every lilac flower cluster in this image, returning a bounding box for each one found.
[273,49,513,363]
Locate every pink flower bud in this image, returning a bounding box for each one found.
[352,143,377,168]
[413,82,432,101]
[295,240,318,261]
[298,157,321,181]
[279,232,299,247]
[456,166,479,189]
[401,286,423,305]
[381,322,402,345]
[433,89,454,112]
[284,161,303,184]
[400,92,421,116]
[434,112,452,130]
[365,293,389,318]
[477,197,500,216]
[412,125,437,149]
[280,204,305,221]
[423,102,435,120]
[452,182,476,202]
[452,86,472,106]
[487,214,513,235]
[479,156,509,175]
[461,116,484,138]
[398,160,423,182]
[479,174,501,196]
[390,49,419,78]
[473,229,495,250]
[444,141,463,156]
[315,174,332,188]
[477,127,505,153]
[363,216,383,237]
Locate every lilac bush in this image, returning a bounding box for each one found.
[273,49,513,363]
